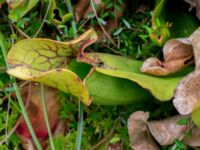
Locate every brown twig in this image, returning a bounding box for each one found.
[90,118,120,150]
[90,0,118,48]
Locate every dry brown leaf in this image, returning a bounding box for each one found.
[74,0,105,22]
[148,116,188,145]
[128,111,200,149]
[184,0,200,20]
[189,27,200,69]
[107,142,123,150]
[183,127,200,147]
[16,83,63,149]
[74,0,90,22]
[173,28,200,115]
[141,38,193,76]
[6,0,25,9]
[127,111,160,150]
[173,70,200,115]
[128,111,200,150]
[149,116,200,147]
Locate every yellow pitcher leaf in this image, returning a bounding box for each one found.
[7,29,98,105]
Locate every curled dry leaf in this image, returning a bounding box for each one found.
[128,111,200,149]
[127,111,159,150]
[189,27,200,70]
[148,116,188,145]
[141,38,193,76]
[173,70,200,115]
[16,83,64,149]
[173,27,200,115]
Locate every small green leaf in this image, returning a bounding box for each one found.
[114,4,122,12]
[122,19,131,29]
[86,13,95,19]
[9,0,39,21]
[109,136,121,144]
[177,117,190,125]
[184,129,192,137]
[113,28,123,36]
[174,139,186,149]
[98,18,106,25]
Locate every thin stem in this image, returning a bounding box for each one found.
[90,125,115,150]
[0,32,42,150]
[0,10,30,39]
[65,1,84,149]
[5,93,11,145]
[40,84,55,150]
[76,102,84,150]
[90,0,118,48]
[12,23,30,39]
[0,120,20,145]
[33,0,52,37]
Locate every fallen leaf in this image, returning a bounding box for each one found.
[74,0,90,22]
[127,111,160,150]
[128,111,200,149]
[141,38,194,76]
[16,83,63,149]
[148,115,188,145]
[173,70,200,115]
[189,27,200,70]
[7,29,98,105]
[108,142,123,150]
[173,27,200,115]
[183,127,200,147]
[74,0,105,22]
